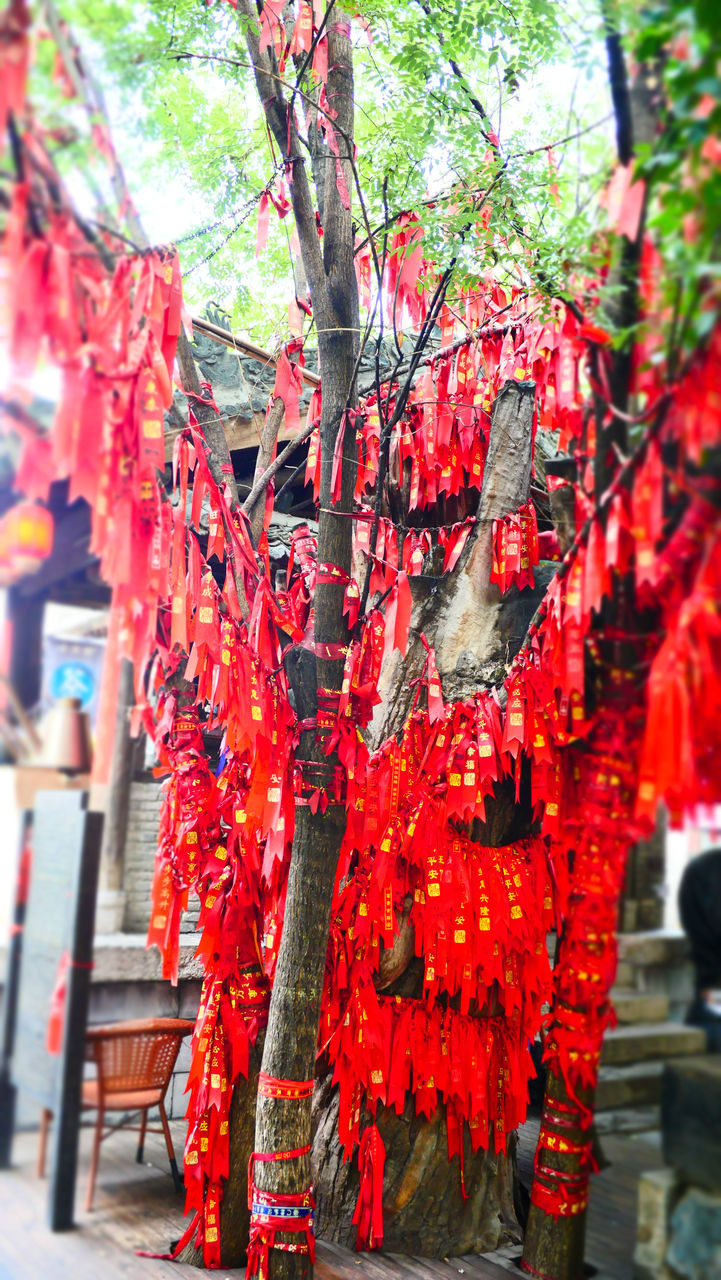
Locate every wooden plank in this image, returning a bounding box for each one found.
[98,658,135,895]
[388,1253,453,1280]
[164,407,308,462]
[2,1126,201,1278]
[584,1132,663,1280]
[6,588,44,706]
[321,1235,409,1280]
[0,1122,661,1280]
[451,1259,514,1280]
[46,577,111,609]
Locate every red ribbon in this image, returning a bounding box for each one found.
[352,1123,385,1251]
[258,1073,314,1100]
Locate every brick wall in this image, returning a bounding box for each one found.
[122,779,199,934]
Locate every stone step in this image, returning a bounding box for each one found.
[662,1055,721,1191]
[596,1061,665,1110]
[602,1022,706,1066]
[594,1105,662,1134]
[617,931,689,969]
[611,990,670,1024]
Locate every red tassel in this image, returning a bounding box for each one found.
[352,1123,385,1251]
[46,951,70,1054]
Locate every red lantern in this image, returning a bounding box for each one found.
[1,501,54,577]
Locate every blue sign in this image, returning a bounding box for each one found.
[43,634,106,726]
[49,661,96,708]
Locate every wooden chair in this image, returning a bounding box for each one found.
[38,1017,194,1211]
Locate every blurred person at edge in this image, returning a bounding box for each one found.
[679,848,721,1051]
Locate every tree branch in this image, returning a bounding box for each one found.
[240,417,317,519]
[235,0,326,302]
[601,5,633,165]
[247,396,285,547]
[415,0,498,150]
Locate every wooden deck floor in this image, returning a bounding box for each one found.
[0,1117,663,1280]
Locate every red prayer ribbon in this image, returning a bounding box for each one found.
[257,1073,314,1100]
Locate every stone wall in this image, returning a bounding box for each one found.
[88,937,203,1120]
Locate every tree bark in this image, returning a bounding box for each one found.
[248,396,284,548]
[179,1036,266,1267]
[312,379,547,1255]
[372,377,537,743]
[521,1071,592,1280]
[594,6,660,498]
[313,1075,522,1256]
[217,1037,266,1265]
[236,10,360,1279]
[548,485,576,557]
[252,329,359,1279]
[522,22,664,1279]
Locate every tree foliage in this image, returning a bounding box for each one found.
[35,0,626,344]
[632,0,721,358]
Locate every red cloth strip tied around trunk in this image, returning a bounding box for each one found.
[247,1146,315,1280]
[257,1072,314,1100]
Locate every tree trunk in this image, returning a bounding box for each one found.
[521,25,664,1279]
[252,316,358,1280]
[372,378,537,742]
[179,1035,265,1268]
[238,12,361,1277]
[217,1038,265,1265]
[214,6,556,1270]
[520,1071,591,1280]
[312,379,548,1254]
[313,1074,521,1256]
[248,396,284,548]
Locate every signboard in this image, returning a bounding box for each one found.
[11,792,85,1111]
[8,789,102,1228]
[42,635,106,726]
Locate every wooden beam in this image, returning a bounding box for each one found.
[48,800,104,1231]
[0,814,31,1168]
[6,589,44,709]
[164,406,309,462]
[97,658,135,896]
[46,579,111,609]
